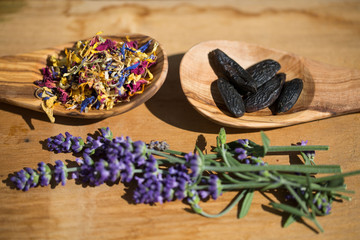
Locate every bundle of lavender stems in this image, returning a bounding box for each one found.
[9,127,360,232]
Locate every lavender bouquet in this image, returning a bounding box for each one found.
[9,127,360,233]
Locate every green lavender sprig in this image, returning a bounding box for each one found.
[149,129,358,233]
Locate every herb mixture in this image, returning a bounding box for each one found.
[9,127,360,233]
[35,32,158,123]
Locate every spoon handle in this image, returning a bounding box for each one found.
[0,54,43,110]
[303,59,360,116]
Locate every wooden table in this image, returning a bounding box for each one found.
[1,1,359,239]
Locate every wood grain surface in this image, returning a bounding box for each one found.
[1,1,360,240]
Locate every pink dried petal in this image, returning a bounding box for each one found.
[57,88,69,103]
[130,61,148,75]
[126,41,138,49]
[96,39,116,51]
[129,79,148,94]
[89,36,99,46]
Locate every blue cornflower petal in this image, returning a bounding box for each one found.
[139,40,151,52]
[123,62,140,72]
[80,96,96,112]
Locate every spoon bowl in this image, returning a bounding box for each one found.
[0,34,168,120]
[180,40,360,128]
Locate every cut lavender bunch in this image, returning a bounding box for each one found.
[9,127,360,233]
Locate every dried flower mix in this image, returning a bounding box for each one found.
[35,32,158,122]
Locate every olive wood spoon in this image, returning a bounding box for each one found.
[0,34,168,119]
[180,40,360,129]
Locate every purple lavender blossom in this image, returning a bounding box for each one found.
[325,204,332,215]
[208,175,222,200]
[162,174,177,201]
[238,139,249,148]
[172,164,192,200]
[93,159,111,186]
[143,154,158,177]
[119,157,134,183]
[77,153,96,184]
[10,169,28,190]
[75,135,146,185]
[314,194,332,215]
[71,136,84,153]
[47,133,65,152]
[10,167,40,191]
[235,147,247,161]
[132,161,193,204]
[84,136,104,155]
[37,162,51,187]
[132,140,146,166]
[107,160,121,183]
[99,127,113,140]
[186,189,202,214]
[61,132,72,152]
[53,160,67,186]
[185,152,201,179]
[133,174,163,204]
[47,132,84,153]
[197,175,222,200]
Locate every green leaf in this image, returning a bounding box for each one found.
[238,189,254,218]
[270,202,307,218]
[195,146,205,159]
[225,152,242,167]
[300,151,311,165]
[260,131,270,155]
[327,177,345,188]
[261,182,283,191]
[251,145,266,157]
[283,214,297,228]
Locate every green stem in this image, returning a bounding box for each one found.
[220,145,231,167]
[312,170,360,183]
[285,184,309,214]
[197,190,247,218]
[148,149,186,164]
[67,167,79,172]
[196,182,270,190]
[267,145,329,152]
[204,154,219,160]
[164,149,187,156]
[204,165,341,174]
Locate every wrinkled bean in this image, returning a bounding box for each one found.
[244,73,286,113]
[217,78,246,117]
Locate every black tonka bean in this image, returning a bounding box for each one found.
[209,49,257,95]
[246,59,281,88]
[274,78,303,114]
[244,73,286,113]
[217,78,246,117]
